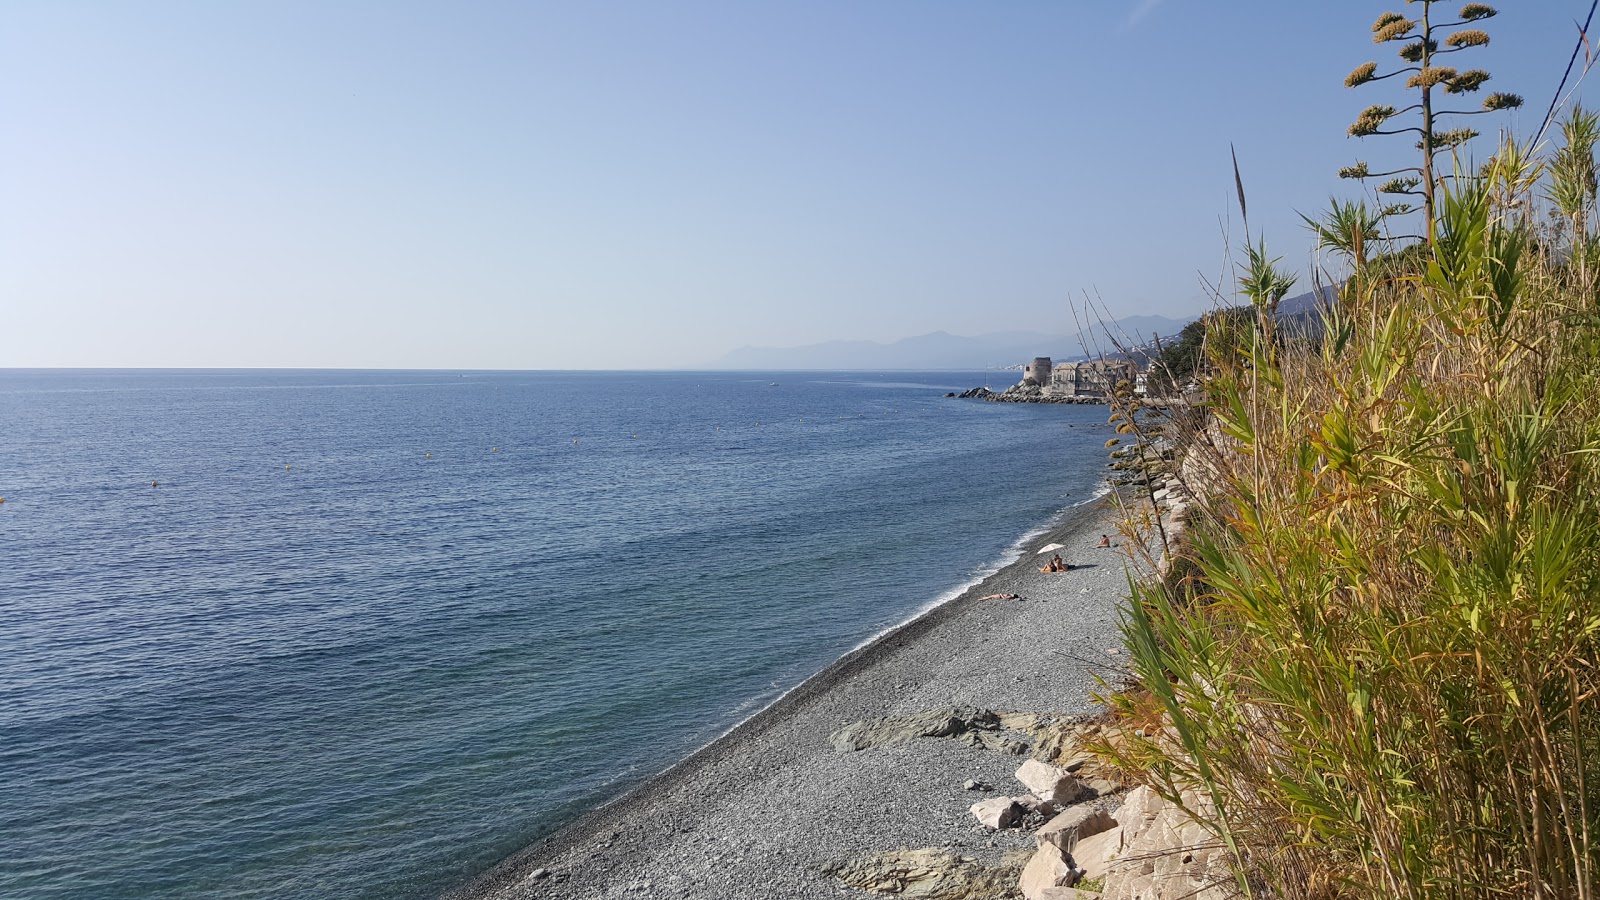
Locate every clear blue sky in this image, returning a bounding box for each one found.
[1,2,1585,369]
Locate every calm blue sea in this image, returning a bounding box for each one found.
[0,369,1111,899]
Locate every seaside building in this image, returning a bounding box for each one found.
[1047,360,1140,399]
[1023,357,1053,386]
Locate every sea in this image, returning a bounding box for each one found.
[0,369,1113,899]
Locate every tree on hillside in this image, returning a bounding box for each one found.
[1338,3,1523,232]
[1147,308,1256,397]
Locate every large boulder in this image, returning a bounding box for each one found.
[969,796,1027,830]
[1085,785,1235,900]
[1064,825,1122,881]
[1018,844,1080,900]
[1036,806,1117,853]
[1016,759,1090,807]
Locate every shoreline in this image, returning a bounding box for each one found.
[451,490,1132,900]
[838,485,1112,658]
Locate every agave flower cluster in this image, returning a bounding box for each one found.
[1337,3,1523,228]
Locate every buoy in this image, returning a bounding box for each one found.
[285,465,291,470]
[425,453,431,458]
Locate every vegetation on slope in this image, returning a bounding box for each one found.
[1102,6,1600,898]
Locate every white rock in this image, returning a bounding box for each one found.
[969,796,1025,830]
[1112,785,1167,845]
[1066,825,1122,880]
[1035,889,1102,900]
[1018,844,1077,900]
[1036,806,1117,853]
[1093,786,1234,900]
[1016,758,1089,806]
[1016,792,1063,814]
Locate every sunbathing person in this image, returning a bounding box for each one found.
[1040,553,1074,573]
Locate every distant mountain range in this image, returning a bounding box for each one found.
[712,314,1197,371]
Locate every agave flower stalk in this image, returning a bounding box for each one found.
[1340,2,1523,233]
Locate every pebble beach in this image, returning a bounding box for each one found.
[457,494,1134,900]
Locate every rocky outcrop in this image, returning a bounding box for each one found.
[824,848,1032,899]
[830,708,1002,752]
[946,387,996,399]
[1044,784,1235,900]
[964,730,1032,755]
[830,708,1100,758]
[978,383,1112,406]
[826,711,1196,899]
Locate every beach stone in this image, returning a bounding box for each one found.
[1016,759,1089,806]
[969,797,1026,830]
[823,847,1018,898]
[831,707,1001,752]
[1036,806,1116,853]
[1018,844,1079,900]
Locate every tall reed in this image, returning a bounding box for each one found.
[1106,136,1600,899]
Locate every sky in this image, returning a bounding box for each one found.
[1,1,1589,369]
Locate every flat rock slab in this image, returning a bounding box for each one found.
[823,847,1024,899]
[831,707,1002,752]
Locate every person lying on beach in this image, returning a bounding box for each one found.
[1096,534,1111,548]
[977,592,1021,601]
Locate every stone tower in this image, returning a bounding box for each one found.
[1023,357,1053,386]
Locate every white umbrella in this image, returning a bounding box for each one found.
[1035,543,1065,555]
